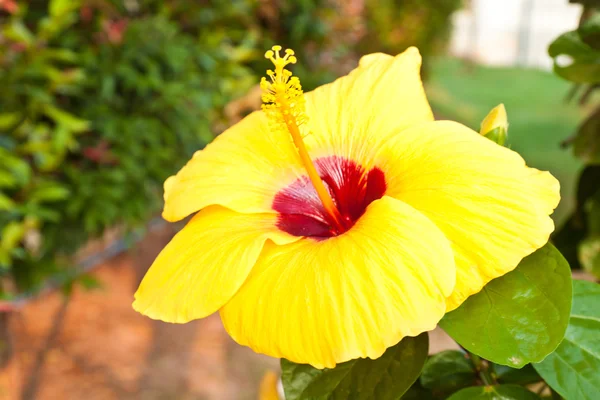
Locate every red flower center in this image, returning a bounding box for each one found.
[273,156,386,238]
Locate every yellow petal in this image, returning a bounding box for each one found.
[375,120,560,311]
[358,52,393,69]
[133,206,299,323]
[162,48,431,222]
[162,111,305,222]
[303,47,433,166]
[220,196,455,369]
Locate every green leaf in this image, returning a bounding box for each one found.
[42,105,90,133]
[419,350,476,395]
[30,185,70,203]
[548,20,600,83]
[1,222,25,251]
[533,280,600,400]
[0,113,22,131]
[440,243,572,368]
[38,48,79,63]
[0,148,31,185]
[579,14,600,50]
[0,193,15,211]
[49,0,80,17]
[447,385,540,400]
[0,171,16,188]
[3,20,34,46]
[281,333,429,400]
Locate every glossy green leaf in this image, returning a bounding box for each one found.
[533,280,600,400]
[281,333,428,400]
[447,385,540,400]
[419,350,476,395]
[440,243,572,368]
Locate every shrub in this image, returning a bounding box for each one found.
[0,1,255,294]
[0,0,461,298]
[550,6,600,279]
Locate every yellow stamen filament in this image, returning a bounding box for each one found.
[261,45,344,229]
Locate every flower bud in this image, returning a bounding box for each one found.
[480,104,508,146]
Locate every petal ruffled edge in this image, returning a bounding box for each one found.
[220,196,455,368]
[133,206,299,323]
[374,120,560,311]
[303,47,434,168]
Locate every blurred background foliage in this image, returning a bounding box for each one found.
[550,2,600,280]
[0,0,462,298]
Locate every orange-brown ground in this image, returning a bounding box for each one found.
[1,225,465,400]
[4,226,277,400]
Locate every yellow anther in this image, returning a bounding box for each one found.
[261,46,344,231]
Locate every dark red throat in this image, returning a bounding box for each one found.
[273,156,386,239]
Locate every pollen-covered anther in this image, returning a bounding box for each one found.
[261,46,307,130]
[261,45,345,232]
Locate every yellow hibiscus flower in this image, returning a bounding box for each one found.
[133,46,560,369]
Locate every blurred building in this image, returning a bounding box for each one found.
[450,0,582,69]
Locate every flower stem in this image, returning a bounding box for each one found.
[468,352,496,386]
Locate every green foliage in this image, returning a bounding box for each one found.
[569,0,600,7]
[549,14,600,84]
[494,365,542,386]
[0,0,256,294]
[281,333,428,400]
[447,385,540,400]
[551,8,600,280]
[359,0,462,73]
[419,350,477,396]
[573,107,600,165]
[440,244,572,368]
[533,280,600,399]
